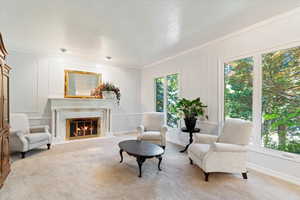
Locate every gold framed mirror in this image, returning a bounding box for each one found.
[64,70,102,98]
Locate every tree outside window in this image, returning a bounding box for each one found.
[262,47,300,154]
[154,74,180,128]
[224,57,253,121]
[155,77,165,112]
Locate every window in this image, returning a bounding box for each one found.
[262,46,300,154]
[155,77,165,112]
[224,57,253,121]
[154,74,179,128]
[223,45,300,155]
[167,74,180,127]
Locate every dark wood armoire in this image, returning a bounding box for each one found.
[0,32,11,188]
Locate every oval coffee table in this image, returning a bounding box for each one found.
[118,140,164,177]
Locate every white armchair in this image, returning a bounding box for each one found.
[188,118,252,181]
[10,113,52,158]
[137,112,168,148]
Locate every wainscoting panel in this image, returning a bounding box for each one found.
[8,52,39,113]
[111,113,142,134]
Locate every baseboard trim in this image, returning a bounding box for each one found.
[113,130,137,136]
[247,162,300,186]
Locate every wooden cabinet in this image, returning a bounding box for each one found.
[0,33,10,189]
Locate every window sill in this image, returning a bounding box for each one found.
[248,145,300,163]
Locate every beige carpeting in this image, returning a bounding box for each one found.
[1,135,300,200]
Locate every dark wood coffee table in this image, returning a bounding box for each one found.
[118,140,164,177]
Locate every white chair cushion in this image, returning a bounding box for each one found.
[10,113,30,134]
[139,132,161,140]
[143,112,164,131]
[218,118,252,145]
[25,133,49,144]
[188,143,210,160]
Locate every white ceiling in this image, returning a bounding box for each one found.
[1,0,299,68]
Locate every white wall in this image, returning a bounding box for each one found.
[141,8,300,184]
[8,52,142,133]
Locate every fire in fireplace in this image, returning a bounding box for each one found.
[66,118,100,140]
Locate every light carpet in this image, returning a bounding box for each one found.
[1,135,299,200]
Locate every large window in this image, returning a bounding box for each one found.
[223,46,300,155]
[262,47,300,154]
[224,57,253,121]
[155,77,165,112]
[167,74,180,127]
[154,74,179,128]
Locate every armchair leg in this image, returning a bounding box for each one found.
[204,172,209,182]
[47,144,51,150]
[242,172,248,179]
[21,152,26,159]
[189,158,193,165]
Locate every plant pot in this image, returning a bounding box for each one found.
[102,91,116,99]
[184,117,197,132]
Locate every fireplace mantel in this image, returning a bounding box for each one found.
[49,98,116,110]
[49,98,116,143]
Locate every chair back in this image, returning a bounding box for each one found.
[142,112,164,131]
[218,118,252,145]
[10,113,30,134]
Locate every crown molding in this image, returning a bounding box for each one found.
[142,7,300,69]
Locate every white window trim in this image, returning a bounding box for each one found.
[218,41,300,162]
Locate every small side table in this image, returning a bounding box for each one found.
[180,127,200,153]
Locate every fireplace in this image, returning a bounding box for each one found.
[66,118,100,140]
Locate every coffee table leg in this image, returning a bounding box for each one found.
[119,149,124,163]
[157,156,162,171]
[136,156,145,177]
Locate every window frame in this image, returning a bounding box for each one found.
[154,73,181,128]
[219,41,300,161]
[154,76,165,113]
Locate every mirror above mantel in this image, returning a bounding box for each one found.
[64,70,102,98]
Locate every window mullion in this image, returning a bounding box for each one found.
[252,55,262,147]
[163,76,168,125]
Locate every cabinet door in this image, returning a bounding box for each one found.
[1,132,10,173]
[0,67,2,129]
[2,72,8,127]
[0,134,3,178]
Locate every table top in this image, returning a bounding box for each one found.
[181,127,200,133]
[119,140,164,157]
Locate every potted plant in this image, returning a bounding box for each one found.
[101,82,121,103]
[92,82,121,104]
[171,97,207,131]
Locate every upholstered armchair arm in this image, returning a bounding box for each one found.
[160,125,168,146]
[211,142,247,152]
[137,125,145,136]
[194,134,218,144]
[30,125,50,133]
[10,130,29,152]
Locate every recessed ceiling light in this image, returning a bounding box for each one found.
[105,56,112,60]
[60,48,67,53]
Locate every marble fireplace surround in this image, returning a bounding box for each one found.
[49,98,116,143]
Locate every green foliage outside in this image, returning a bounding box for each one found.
[155,77,164,112]
[155,74,180,128]
[224,57,253,121]
[262,47,300,154]
[167,74,180,127]
[224,47,300,154]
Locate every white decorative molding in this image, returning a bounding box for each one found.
[143,7,300,69]
[247,162,300,186]
[167,120,218,146]
[49,98,117,143]
[111,113,142,133]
